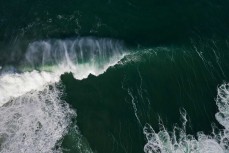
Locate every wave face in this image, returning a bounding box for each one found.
[99,44,228,153]
[122,48,229,153]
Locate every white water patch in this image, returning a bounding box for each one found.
[143,83,229,153]
[0,71,59,106]
[0,84,76,153]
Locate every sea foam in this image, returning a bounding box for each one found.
[0,84,76,153]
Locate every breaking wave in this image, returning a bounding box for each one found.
[0,37,126,152]
[0,37,126,106]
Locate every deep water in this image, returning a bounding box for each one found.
[0,0,229,153]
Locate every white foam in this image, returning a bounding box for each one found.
[143,83,229,153]
[0,84,76,153]
[0,71,59,106]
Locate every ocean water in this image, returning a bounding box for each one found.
[0,1,229,153]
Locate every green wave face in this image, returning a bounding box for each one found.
[60,41,229,153]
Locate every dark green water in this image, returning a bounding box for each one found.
[0,0,229,153]
[60,42,229,152]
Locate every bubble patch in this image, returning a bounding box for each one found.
[0,84,76,153]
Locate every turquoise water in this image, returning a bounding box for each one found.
[0,1,229,153]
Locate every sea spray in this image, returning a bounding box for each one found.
[23,37,125,76]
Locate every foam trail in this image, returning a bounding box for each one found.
[0,83,76,153]
[143,83,229,153]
